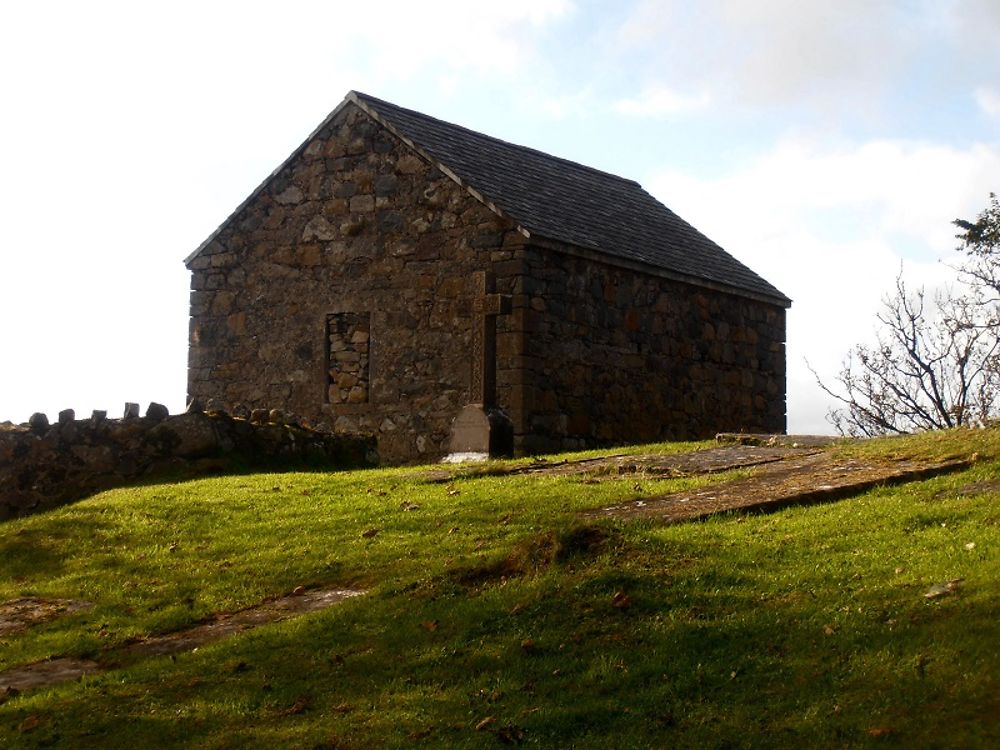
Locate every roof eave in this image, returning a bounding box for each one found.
[527,234,792,308]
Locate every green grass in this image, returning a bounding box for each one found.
[1,429,998,748]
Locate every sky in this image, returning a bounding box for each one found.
[1,0,997,434]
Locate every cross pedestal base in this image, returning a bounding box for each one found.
[444,404,513,462]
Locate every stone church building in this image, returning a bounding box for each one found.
[185,91,790,463]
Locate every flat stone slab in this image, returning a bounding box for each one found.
[715,433,843,448]
[538,445,822,478]
[424,444,822,483]
[121,588,363,659]
[0,598,92,637]
[0,587,364,694]
[583,454,973,523]
[952,478,1000,497]
[0,657,101,694]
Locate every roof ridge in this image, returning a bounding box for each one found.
[351,91,642,188]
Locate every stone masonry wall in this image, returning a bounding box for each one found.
[187,104,525,463]
[502,243,786,455]
[0,405,377,521]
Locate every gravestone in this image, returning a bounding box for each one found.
[446,271,513,461]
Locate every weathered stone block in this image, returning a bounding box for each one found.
[349,195,375,213]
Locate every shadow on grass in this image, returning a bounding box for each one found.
[0,514,115,581]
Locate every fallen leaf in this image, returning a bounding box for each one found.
[420,620,439,632]
[333,702,353,713]
[279,695,312,716]
[18,715,40,733]
[965,542,976,550]
[612,591,632,610]
[868,726,895,738]
[924,579,963,599]
[520,638,535,652]
[361,528,380,539]
[823,625,836,636]
[400,501,421,511]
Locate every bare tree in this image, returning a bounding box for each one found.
[814,195,1000,436]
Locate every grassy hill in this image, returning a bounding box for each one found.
[1,430,998,748]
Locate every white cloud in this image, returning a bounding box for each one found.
[975,86,1000,117]
[613,85,712,117]
[608,0,913,111]
[646,137,1000,433]
[614,0,674,46]
[605,0,1000,126]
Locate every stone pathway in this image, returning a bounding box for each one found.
[0,588,364,695]
[536,445,822,478]
[424,442,829,483]
[0,598,92,637]
[952,478,1000,497]
[583,454,973,523]
[714,432,841,448]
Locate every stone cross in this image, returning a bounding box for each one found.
[446,270,514,460]
[470,271,511,407]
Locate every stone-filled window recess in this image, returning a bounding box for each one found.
[326,313,370,404]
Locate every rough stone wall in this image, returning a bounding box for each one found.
[0,408,376,521]
[187,104,524,463]
[505,243,786,454]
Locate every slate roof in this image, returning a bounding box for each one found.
[351,92,789,306]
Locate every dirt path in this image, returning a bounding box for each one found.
[0,588,363,695]
[583,454,973,523]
